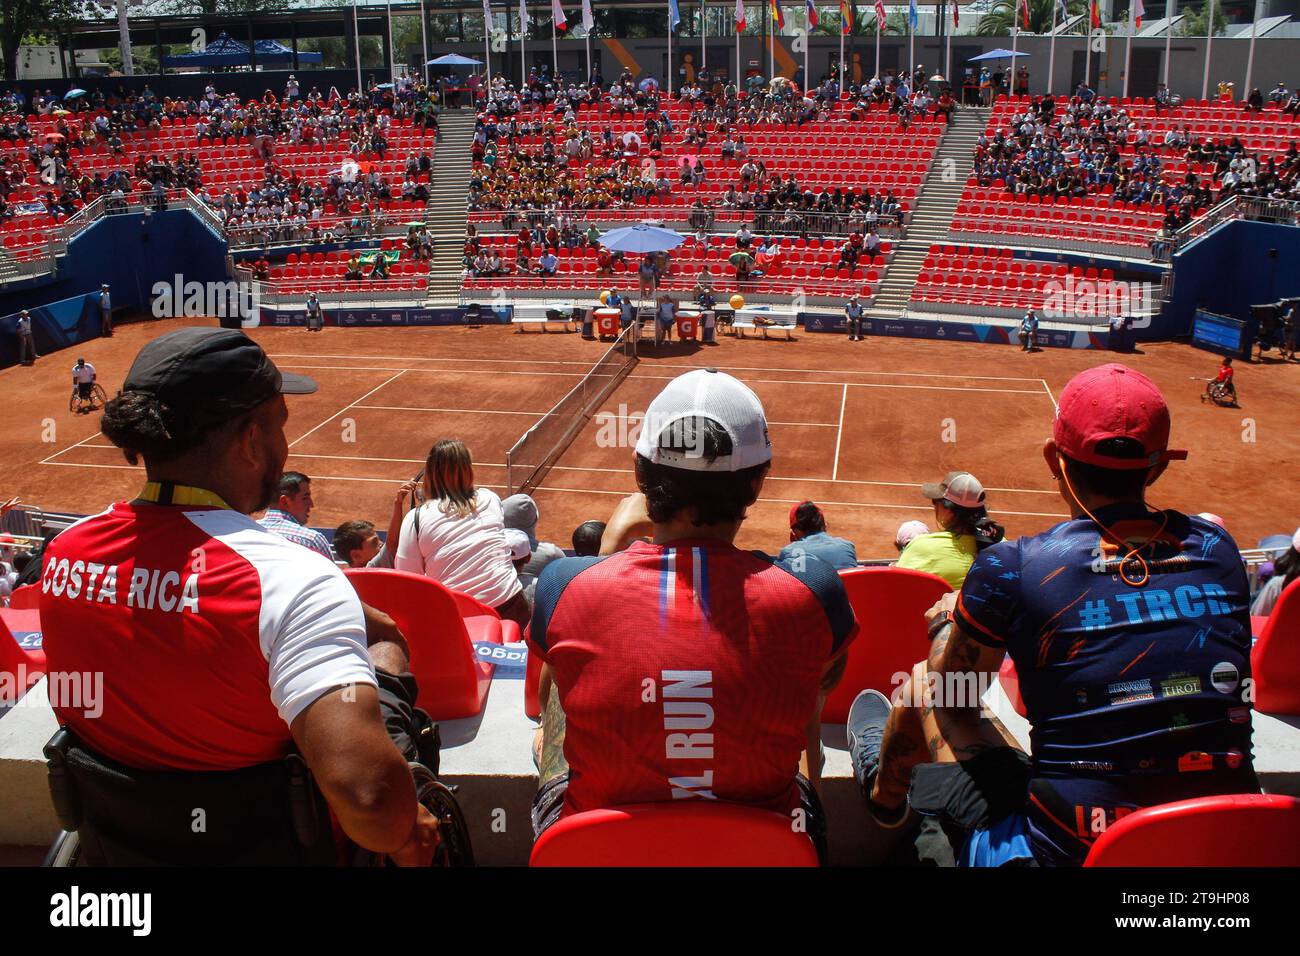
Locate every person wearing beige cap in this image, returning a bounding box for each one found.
[895,471,1004,589]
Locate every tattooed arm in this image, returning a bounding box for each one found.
[926,593,1013,761]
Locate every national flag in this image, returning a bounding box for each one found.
[581,0,594,29]
[669,0,681,29]
[735,0,747,30]
[553,0,567,29]
[1134,0,1144,27]
[908,0,918,30]
[807,0,819,27]
[843,0,855,32]
[954,0,960,27]
[520,0,530,30]
[874,0,884,27]
[483,0,492,24]
[1020,0,1028,28]
[1090,0,1100,27]
[771,0,785,30]
[1055,0,1068,21]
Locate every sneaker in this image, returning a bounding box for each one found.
[846,689,908,827]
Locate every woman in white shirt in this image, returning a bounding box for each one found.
[394,440,530,627]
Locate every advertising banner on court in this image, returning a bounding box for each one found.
[801,313,1109,350]
[260,306,512,327]
[0,293,101,370]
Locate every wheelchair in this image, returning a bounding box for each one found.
[69,383,107,415]
[1202,379,1238,408]
[40,727,474,867]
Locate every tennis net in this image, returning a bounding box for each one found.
[505,325,638,495]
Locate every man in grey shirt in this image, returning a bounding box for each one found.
[778,500,858,571]
[503,493,566,579]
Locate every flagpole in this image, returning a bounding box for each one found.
[420,0,430,87]
[669,4,675,96]
[770,3,776,80]
[1170,0,1180,90]
[703,2,708,77]
[585,8,592,82]
[1047,0,1058,95]
[1122,0,1134,98]
[386,0,396,85]
[521,1,528,87]
[1201,0,1214,101]
[737,5,742,88]
[875,10,881,81]
[551,9,558,80]
[1084,5,1092,90]
[353,0,363,94]
[1243,0,1260,100]
[484,2,493,92]
[908,6,914,82]
[803,4,809,90]
[945,1,953,82]
[1010,2,1019,88]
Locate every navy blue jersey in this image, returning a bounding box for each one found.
[955,503,1258,864]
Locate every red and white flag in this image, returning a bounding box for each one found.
[1134,0,1144,27]
[874,0,885,27]
[735,0,747,30]
[553,0,567,29]
[581,0,594,29]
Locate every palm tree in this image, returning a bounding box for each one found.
[975,0,1087,35]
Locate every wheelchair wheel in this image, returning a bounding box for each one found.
[88,383,107,411]
[1206,382,1236,407]
[42,830,82,868]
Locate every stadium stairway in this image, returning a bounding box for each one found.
[425,110,477,303]
[869,106,990,315]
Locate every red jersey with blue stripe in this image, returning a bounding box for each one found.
[529,538,857,817]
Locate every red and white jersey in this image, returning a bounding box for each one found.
[40,502,374,771]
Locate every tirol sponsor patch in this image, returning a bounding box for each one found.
[1160,675,1202,699]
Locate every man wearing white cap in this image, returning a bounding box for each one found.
[526,368,857,861]
[896,471,1004,589]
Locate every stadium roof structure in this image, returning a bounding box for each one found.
[161,33,322,68]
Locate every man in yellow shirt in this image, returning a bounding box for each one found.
[896,471,1003,589]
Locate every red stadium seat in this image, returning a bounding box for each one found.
[6,583,40,609]
[529,802,819,867]
[343,568,506,719]
[821,567,953,723]
[0,607,45,692]
[1083,794,1300,867]
[1251,577,1300,715]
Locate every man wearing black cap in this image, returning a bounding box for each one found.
[39,328,440,865]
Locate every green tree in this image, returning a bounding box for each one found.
[1,0,79,79]
[975,0,1086,35]
[1176,2,1227,37]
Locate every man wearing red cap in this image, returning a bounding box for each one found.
[846,364,1258,866]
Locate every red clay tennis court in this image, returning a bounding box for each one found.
[3,316,1294,553]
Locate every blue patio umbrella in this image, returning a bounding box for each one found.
[599,224,684,254]
[426,54,483,67]
[969,49,1031,62]
[64,89,87,99]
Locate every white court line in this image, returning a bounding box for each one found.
[38,431,104,466]
[355,404,548,416]
[59,445,1058,496]
[269,352,1048,384]
[1040,378,1059,411]
[278,362,1044,394]
[289,369,407,449]
[832,383,848,482]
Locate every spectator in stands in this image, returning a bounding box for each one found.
[779,501,859,571]
[334,479,420,568]
[570,519,606,556]
[503,493,567,581]
[896,471,1004,589]
[1252,528,1299,617]
[846,364,1258,867]
[43,327,439,866]
[394,439,530,628]
[505,528,538,606]
[527,369,857,859]
[893,519,930,554]
[259,471,335,560]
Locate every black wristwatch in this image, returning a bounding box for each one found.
[927,609,955,642]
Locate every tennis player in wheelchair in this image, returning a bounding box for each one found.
[39,328,466,867]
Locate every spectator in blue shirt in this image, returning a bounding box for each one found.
[778,501,859,571]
